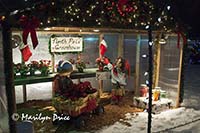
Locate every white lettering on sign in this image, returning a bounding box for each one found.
[51,37,83,53]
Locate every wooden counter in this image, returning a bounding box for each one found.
[14,68,98,86]
[14,68,98,103]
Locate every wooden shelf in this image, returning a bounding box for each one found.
[14,68,98,85]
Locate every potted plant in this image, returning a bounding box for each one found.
[16,63,29,78]
[13,63,20,77]
[69,58,89,73]
[95,56,110,71]
[38,60,51,76]
[27,61,39,76]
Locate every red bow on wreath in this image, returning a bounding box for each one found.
[117,0,134,16]
[19,15,40,49]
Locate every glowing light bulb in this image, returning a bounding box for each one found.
[144,72,148,76]
[149,41,153,46]
[158,17,161,22]
[142,54,148,58]
[145,25,149,29]
[167,6,171,10]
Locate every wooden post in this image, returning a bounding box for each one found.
[154,41,161,88]
[176,42,184,108]
[22,85,27,102]
[135,34,141,96]
[77,53,81,83]
[118,34,124,57]
[51,53,55,73]
[2,16,17,133]
[98,34,104,97]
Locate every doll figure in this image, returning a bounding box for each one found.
[106,57,130,104]
[52,60,73,96]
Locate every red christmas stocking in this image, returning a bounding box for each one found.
[20,45,32,62]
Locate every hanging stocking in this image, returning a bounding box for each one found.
[20,44,32,62]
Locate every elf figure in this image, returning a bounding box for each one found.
[106,57,130,105]
[53,60,73,96]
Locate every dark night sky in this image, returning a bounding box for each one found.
[171,0,200,38]
[1,0,200,38]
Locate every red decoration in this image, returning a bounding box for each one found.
[19,15,40,49]
[86,99,97,112]
[99,39,108,57]
[176,26,187,48]
[177,31,187,48]
[96,56,110,71]
[117,0,135,16]
[20,45,32,62]
[125,60,131,79]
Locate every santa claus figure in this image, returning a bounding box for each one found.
[106,57,130,105]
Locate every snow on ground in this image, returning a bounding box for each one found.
[169,120,200,132]
[69,64,200,133]
[182,65,200,110]
[95,107,200,133]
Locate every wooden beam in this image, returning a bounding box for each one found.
[154,41,161,88]
[118,34,124,57]
[176,42,184,108]
[135,34,141,96]
[51,53,55,73]
[98,34,104,97]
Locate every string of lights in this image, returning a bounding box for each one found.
[0,0,176,31]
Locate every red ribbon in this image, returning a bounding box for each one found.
[19,15,40,49]
[177,31,187,48]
